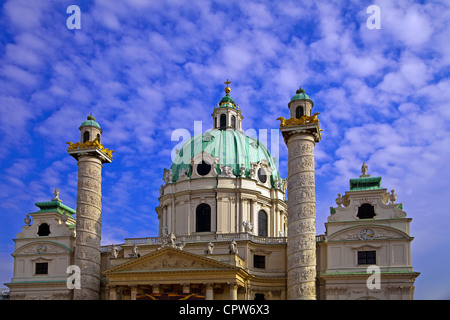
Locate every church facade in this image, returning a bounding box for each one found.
[5,82,419,300]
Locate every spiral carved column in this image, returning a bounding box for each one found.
[286,134,317,300]
[73,155,103,300]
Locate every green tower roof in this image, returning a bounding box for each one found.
[349,176,382,191]
[290,87,314,105]
[79,114,102,131]
[219,94,236,108]
[33,200,76,216]
[219,79,237,108]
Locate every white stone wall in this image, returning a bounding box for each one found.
[159,177,287,237]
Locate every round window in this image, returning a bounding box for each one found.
[197,161,211,176]
[257,168,267,183]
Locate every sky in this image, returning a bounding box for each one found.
[0,0,449,300]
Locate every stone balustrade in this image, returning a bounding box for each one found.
[100,233,327,252]
[122,233,287,246]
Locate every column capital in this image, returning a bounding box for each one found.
[151,283,160,293]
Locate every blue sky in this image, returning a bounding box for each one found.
[0,0,449,299]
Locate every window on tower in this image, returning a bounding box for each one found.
[35,262,48,275]
[83,131,90,143]
[231,115,236,129]
[357,203,376,219]
[37,223,50,236]
[196,203,211,232]
[357,251,376,265]
[220,114,226,130]
[296,106,304,119]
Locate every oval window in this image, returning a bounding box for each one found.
[258,168,267,183]
[197,161,211,176]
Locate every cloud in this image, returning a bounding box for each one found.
[0,0,449,299]
[379,0,434,48]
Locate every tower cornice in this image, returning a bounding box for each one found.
[279,123,322,144]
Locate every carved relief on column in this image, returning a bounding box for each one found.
[74,155,104,300]
[286,134,317,300]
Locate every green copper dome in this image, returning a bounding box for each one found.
[79,114,102,131]
[290,87,314,105]
[219,94,236,108]
[169,129,281,187]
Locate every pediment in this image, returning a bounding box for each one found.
[14,241,71,256]
[327,225,411,241]
[104,247,239,275]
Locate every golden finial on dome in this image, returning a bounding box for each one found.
[224,79,231,95]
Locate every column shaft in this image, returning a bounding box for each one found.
[286,134,317,300]
[74,155,103,300]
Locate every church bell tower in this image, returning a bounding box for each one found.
[278,87,322,300]
[67,114,114,300]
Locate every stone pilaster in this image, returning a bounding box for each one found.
[205,283,214,300]
[286,134,317,300]
[73,155,103,300]
[228,282,238,300]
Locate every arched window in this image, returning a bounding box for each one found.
[231,115,236,129]
[296,106,304,119]
[357,203,376,219]
[96,133,101,142]
[258,210,268,237]
[37,223,50,236]
[83,131,90,143]
[196,203,211,232]
[220,114,226,130]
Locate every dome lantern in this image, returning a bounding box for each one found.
[288,86,314,119]
[212,79,243,130]
[79,113,102,143]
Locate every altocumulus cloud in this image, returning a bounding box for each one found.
[0,0,449,299]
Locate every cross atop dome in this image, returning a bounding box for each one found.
[224,79,231,95]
